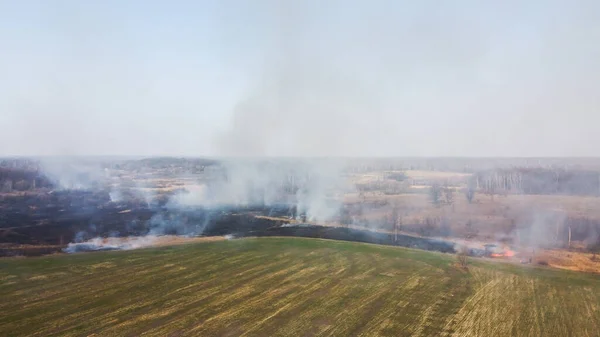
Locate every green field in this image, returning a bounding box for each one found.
[1,238,599,337]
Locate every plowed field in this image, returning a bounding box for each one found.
[1,238,599,336]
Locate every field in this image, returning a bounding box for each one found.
[1,238,600,336]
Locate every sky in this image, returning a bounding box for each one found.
[0,0,599,157]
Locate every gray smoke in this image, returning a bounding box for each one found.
[38,157,107,190]
[169,159,352,222]
[515,209,568,248]
[213,1,600,158]
[214,1,387,158]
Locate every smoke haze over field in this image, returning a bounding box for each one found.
[1,1,600,157]
[170,158,352,222]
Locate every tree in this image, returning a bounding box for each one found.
[359,191,366,203]
[465,219,478,238]
[429,183,442,206]
[444,185,454,206]
[387,171,407,182]
[465,186,475,204]
[391,203,399,225]
[486,183,496,201]
[340,208,352,228]
[391,203,400,242]
[465,177,476,204]
[440,216,452,237]
[586,229,600,255]
[456,245,469,269]
[466,219,473,230]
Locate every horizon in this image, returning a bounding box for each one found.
[8,155,600,160]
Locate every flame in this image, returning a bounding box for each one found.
[490,249,515,258]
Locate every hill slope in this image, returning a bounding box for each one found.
[1,238,599,336]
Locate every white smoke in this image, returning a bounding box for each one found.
[169,185,210,206]
[38,157,108,190]
[166,159,353,222]
[109,190,123,203]
[63,235,158,253]
[515,209,567,248]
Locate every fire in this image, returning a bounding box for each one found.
[490,249,515,258]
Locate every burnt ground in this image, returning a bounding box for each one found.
[0,189,457,257]
[0,189,301,243]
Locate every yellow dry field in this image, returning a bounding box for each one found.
[537,249,600,274]
[133,235,227,247]
[403,170,472,180]
[449,266,600,337]
[348,170,469,185]
[1,238,599,336]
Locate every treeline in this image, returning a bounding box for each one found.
[115,157,220,173]
[374,213,600,250]
[473,168,600,196]
[344,157,600,174]
[0,168,53,192]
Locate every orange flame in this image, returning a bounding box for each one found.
[490,249,515,258]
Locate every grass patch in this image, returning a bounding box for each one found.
[1,237,599,336]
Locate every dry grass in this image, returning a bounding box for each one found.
[253,215,297,223]
[449,266,600,337]
[347,170,469,186]
[536,249,600,274]
[146,235,227,247]
[342,190,600,238]
[403,170,471,180]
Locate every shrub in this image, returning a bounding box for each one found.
[456,245,469,269]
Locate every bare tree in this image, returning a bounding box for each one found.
[429,183,442,206]
[359,191,366,203]
[456,245,469,269]
[391,203,399,241]
[444,185,454,209]
[440,216,451,237]
[465,219,478,238]
[465,183,476,204]
[483,175,496,201]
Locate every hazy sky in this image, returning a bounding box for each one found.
[1,1,599,157]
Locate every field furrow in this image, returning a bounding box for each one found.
[1,238,599,336]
